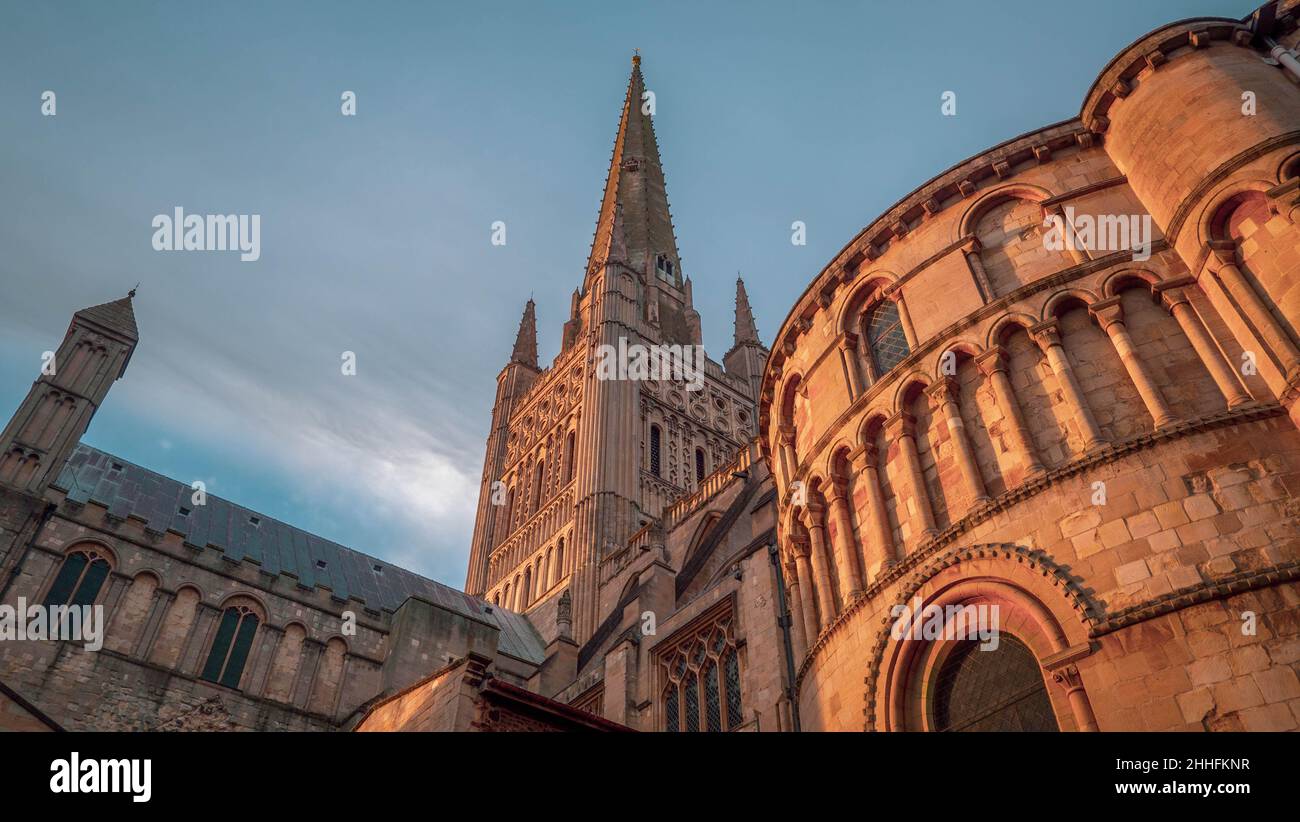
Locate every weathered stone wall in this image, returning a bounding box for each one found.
[761,6,1300,733]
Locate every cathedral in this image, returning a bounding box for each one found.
[1,1,1299,733]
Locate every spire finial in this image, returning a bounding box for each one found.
[128,283,139,299]
[632,48,640,66]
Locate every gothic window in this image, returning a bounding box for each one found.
[555,537,565,579]
[932,634,1058,732]
[503,487,515,533]
[864,300,910,376]
[564,431,576,483]
[200,603,260,689]
[694,447,706,484]
[649,425,662,477]
[532,460,545,512]
[655,253,675,283]
[658,606,744,732]
[42,547,111,609]
[522,567,532,608]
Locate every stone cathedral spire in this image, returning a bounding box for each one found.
[583,54,699,346]
[510,299,538,368]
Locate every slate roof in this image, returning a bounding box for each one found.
[74,296,139,340]
[53,444,545,664]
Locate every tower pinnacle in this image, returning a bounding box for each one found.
[734,276,761,346]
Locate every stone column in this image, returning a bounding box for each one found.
[1208,243,1300,383]
[850,444,896,581]
[790,533,821,636]
[888,291,919,349]
[801,503,839,621]
[1050,664,1099,732]
[839,333,865,397]
[1154,280,1252,408]
[926,378,989,506]
[825,476,864,601]
[960,236,995,303]
[778,426,797,490]
[885,411,938,541]
[1089,297,1178,428]
[1031,320,1107,450]
[783,554,809,660]
[974,346,1045,476]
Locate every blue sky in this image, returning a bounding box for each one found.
[0,0,1254,586]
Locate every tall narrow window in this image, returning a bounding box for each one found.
[564,431,576,483]
[864,299,911,376]
[532,460,545,512]
[42,548,111,609]
[503,487,515,534]
[695,448,706,484]
[649,425,661,477]
[703,661,721,732]
[522,567,532,609]
[200,604,260,689]
[555,537,565,579]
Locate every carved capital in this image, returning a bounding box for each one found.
[1088,296,1126,333]
[884,410,916,440]
[974,346,1008,378]
[840,331,860,352]
[959,234,982,255]
[1029,320,1062,352]
[925,376,960,408]
[1206,239,1239,270]
[1050,664,1083,692]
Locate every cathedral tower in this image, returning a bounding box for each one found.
[0,293,138,495]
[466,56,767,646]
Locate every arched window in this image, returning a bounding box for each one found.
[694,447,706,484]
[864,299,910,377]
[522,567,532,609]
[503,487,515,534]
[655,253,675,283]
[564,431,576,483]
[649,425,662,477]
[932,634,1058,732]
[532,460,545,512]
[555,537,565,579]
[659,609,743,732]
[200,603,261,689]
[42,547,111,609]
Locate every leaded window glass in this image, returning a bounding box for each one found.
[200,605,260,690]
[43,548,111,609]
[864,299,910,376]
[704,662,721,732]
[649,425,661,476]
[724,650,743,728]
[658,608,745,731]
[683,674,700,732]
[932,633,1058,732]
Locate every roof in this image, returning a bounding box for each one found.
[53,444,546,664]
[73,295,139,341]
